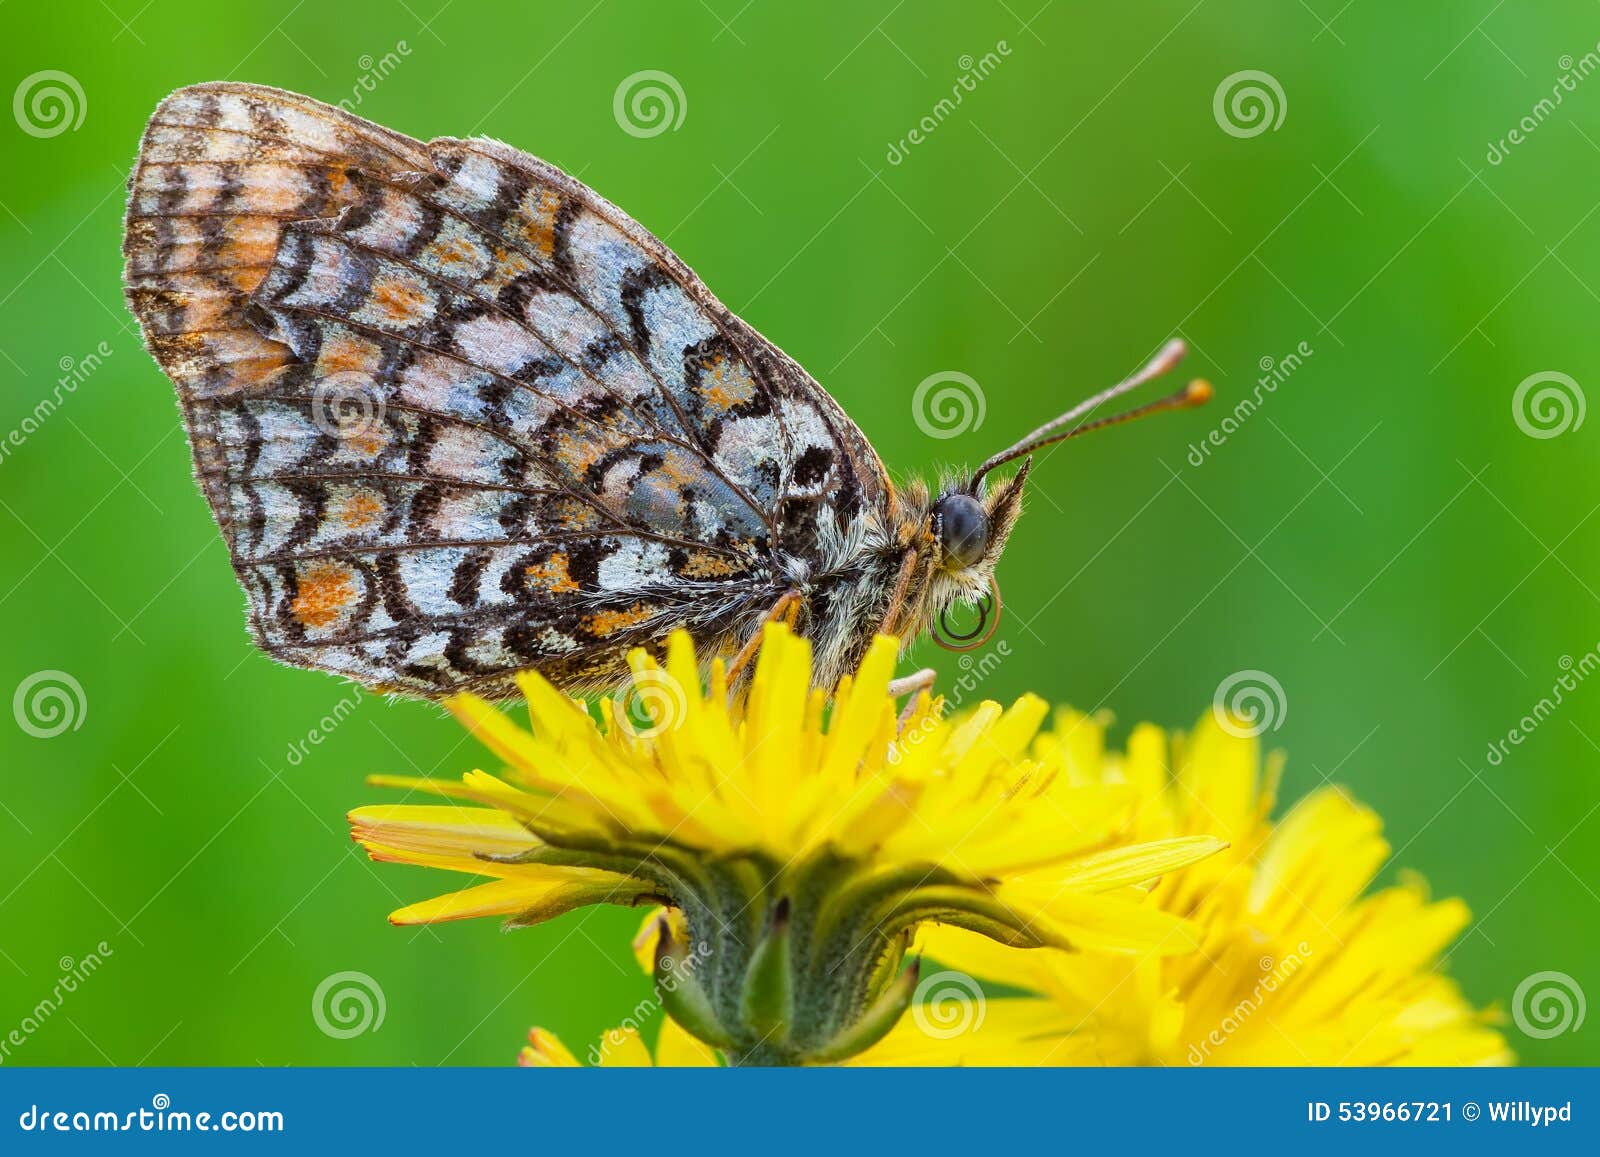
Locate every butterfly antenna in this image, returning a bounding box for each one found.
[967,339,1212,489]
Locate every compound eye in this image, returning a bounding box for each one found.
[936,494,990,570]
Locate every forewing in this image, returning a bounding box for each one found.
[124,83,887,696]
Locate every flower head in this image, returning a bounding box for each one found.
[859,710,1511,1066]
[349,625,1224,1065]
[517,1022,717,1068]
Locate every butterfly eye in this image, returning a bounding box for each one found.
[934,494,990,570]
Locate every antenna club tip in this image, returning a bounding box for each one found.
[1185,379,1214,405]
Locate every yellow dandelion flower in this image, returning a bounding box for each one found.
[518,1020,719,1068]
[857,709,1511,1066]
[348,625,1226,1065]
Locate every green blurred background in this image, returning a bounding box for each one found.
[2,0,1596,1066]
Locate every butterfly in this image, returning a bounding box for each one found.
[123,83,1209,699]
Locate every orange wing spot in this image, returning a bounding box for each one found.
[216,235,275,271]
[427,233,479,272]
[545,497,605,531]
[344,424,389,458]
[583,602,655,638]
[318,330,381,376]
[207,234,277,292]
[225,265,270,294]
[291,562,358,629]
[367,271,433,326]
[524,552,580,595]
[698,351,757,412]
[334,489,385,531]
[514,187,563,258]
[658,453,703,494]
[476,243,534,297]
[550,427,622,474]
[161,291,231,331]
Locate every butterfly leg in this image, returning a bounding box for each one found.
[876,550,923,639]
[887,667,937,731]
[887,668,936,698]
[725,590,803,686]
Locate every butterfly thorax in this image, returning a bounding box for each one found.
[780,470,1024,688]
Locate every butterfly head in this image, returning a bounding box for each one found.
[915,340,1211,651]
[930,461,1030,579]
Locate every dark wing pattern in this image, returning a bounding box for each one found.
[123,83,888,696]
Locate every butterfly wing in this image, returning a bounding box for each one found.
[124,83,888,696]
